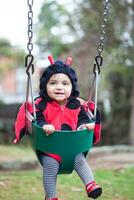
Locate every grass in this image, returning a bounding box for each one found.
[0,167,134,200]
[0,144,36,161]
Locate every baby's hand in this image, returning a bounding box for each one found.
[83,123,95,130]
[42,124,55,136]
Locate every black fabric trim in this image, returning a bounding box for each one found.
[35,98,47,111]
[77,106,90,127]
[66,98,80,109]
[36,110,48,127]
[61,123,72,130]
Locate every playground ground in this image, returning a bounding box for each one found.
[88,145,134,170]
[0,145,134,200]
[0,145,134,170]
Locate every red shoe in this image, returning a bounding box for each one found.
[45,197,58,200]
[86,181,102,199]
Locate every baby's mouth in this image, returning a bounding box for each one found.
[55,92,64,95]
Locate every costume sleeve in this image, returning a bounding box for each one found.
[77,106,91,128]
[36,110,48,127]
[35,98,48,127]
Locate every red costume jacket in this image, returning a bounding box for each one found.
[36,97,90,131]
[14,97,101,145]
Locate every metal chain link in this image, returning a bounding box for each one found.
[90,0,111,119]
[93,0,111,74]
[27,0,33,54]
[25,0,34,75]
[25,0,36,121]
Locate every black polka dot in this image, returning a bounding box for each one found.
[61,124,72,130]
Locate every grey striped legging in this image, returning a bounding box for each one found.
[41,153,94,198]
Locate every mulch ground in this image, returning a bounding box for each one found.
[88,145,134,169]
[0,145,134,170]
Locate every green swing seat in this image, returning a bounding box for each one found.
[29,122,93,174]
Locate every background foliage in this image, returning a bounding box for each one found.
[36,0,134,145]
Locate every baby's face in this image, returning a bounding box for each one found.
[46,73,72,105]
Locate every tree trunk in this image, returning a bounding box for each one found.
[129,79,134,145]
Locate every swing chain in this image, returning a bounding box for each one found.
[93,0,111,74]
[25,0,36,120]
[25,0,34,75]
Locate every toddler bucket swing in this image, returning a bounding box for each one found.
[14,0,110,174]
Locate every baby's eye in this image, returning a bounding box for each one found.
[63,82,70,86]
[49,81,56,85]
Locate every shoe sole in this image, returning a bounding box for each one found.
[88,187,102,199]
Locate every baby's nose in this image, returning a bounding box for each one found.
[57,84,63,89]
